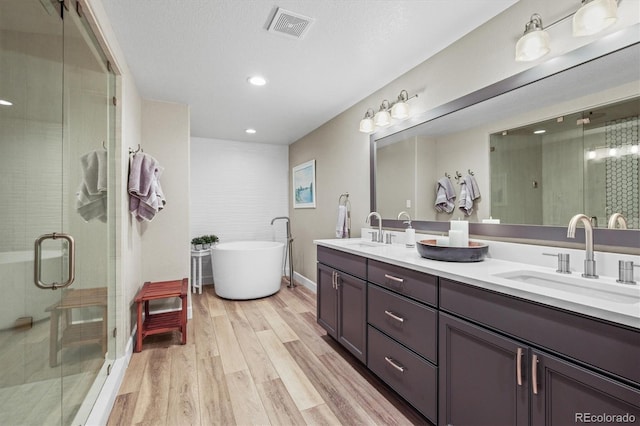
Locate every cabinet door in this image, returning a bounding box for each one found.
[317,263,338,339]
[337,271,367,362]
[439,312,529,426]
[531,350,640,426]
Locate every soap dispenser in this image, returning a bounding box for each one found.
[397,211,415,248]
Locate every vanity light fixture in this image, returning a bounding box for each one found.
[516,1,619,62]
[390,90,412,119]
[374,100,392,127]
[359,109,375,133]
[359,90,418,133]
[588,150,597,159]
[0,99,12,106]
[515,14,550,62]
[573,0,618,37]
[245,128,257,134]
[533,129,546,134]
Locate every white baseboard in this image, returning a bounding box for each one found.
[85,331,135,425]
[294,271,316,293]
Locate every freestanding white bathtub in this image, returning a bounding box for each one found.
[211,241,284,300]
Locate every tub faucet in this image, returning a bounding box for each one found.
[567,214,598,279]
[271,216,295,288]
[607,213,628,229]
[366,212,384,243]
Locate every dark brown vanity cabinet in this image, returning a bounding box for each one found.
[366,260,439,423]
[439,312,529,426]
[317,246,367,362]
[439,278,640,426]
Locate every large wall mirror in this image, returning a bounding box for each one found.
[371,25,639,251]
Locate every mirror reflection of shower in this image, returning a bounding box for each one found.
[271,217,295,288]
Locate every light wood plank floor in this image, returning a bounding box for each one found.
[108,282,430,426]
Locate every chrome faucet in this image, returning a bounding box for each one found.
[397,211,411,224]
[567,214,598,279]
[607,213,628,229]
[366,211,384,243]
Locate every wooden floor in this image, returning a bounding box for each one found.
[107,282,430,426]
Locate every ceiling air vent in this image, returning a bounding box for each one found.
[267,8,314,40]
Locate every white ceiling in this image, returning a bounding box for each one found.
[101,0,518,145]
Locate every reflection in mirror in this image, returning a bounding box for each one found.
[373,37,639,235]
[490,97,639,229]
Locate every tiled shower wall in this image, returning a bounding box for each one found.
[605,116,640,229]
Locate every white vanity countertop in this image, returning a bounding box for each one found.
[314,238,640,330]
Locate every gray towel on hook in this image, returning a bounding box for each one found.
[435,177,456,213]
[458,175,481,216]
[128,152,166,221]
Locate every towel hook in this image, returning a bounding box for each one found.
[338,192,350,205]
[444,172,451,179]
[102,140,107,150]
[455,171,462,181]
[128,144,142,155]
[468,169,475,176]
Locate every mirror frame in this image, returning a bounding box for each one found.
[370,25,640,252]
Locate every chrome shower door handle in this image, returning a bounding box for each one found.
[34,232,75,290]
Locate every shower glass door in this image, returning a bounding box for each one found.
[0,0,116,424]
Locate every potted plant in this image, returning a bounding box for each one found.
[200,234,219,249]
[191,237,204,250]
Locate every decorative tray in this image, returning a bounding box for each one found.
[416,239,489,262]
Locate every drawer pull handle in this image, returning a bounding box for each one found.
[384,274,404,284]
[384,310,405,323]
[384,356,406,373]
[516,347,523,386]
[532,354,539,395]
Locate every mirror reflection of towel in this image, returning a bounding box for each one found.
[435,177,456,213]
[76,150,108,222]
[458,175,481,216]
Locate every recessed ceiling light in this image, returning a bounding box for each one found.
[247,76,266,86]
[245,128,256,134]
[533,129,546,134]
[0,99,13,106]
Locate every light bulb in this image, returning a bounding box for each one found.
[573,0,617,37]
[359,118,374,133]
[374,110,391,127]
[391,101,410,120]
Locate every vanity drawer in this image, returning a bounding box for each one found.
[368,325,437,423]
[368,259,437,306]
[317,245,366,279]
[368,284,437,363]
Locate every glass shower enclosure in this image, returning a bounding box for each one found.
[0,0,116,424]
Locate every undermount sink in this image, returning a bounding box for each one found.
[493,270,640,305]
[344,241,382,248]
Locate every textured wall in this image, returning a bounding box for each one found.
[190,137,289,283]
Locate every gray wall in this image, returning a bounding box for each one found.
[288,0,640,283]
